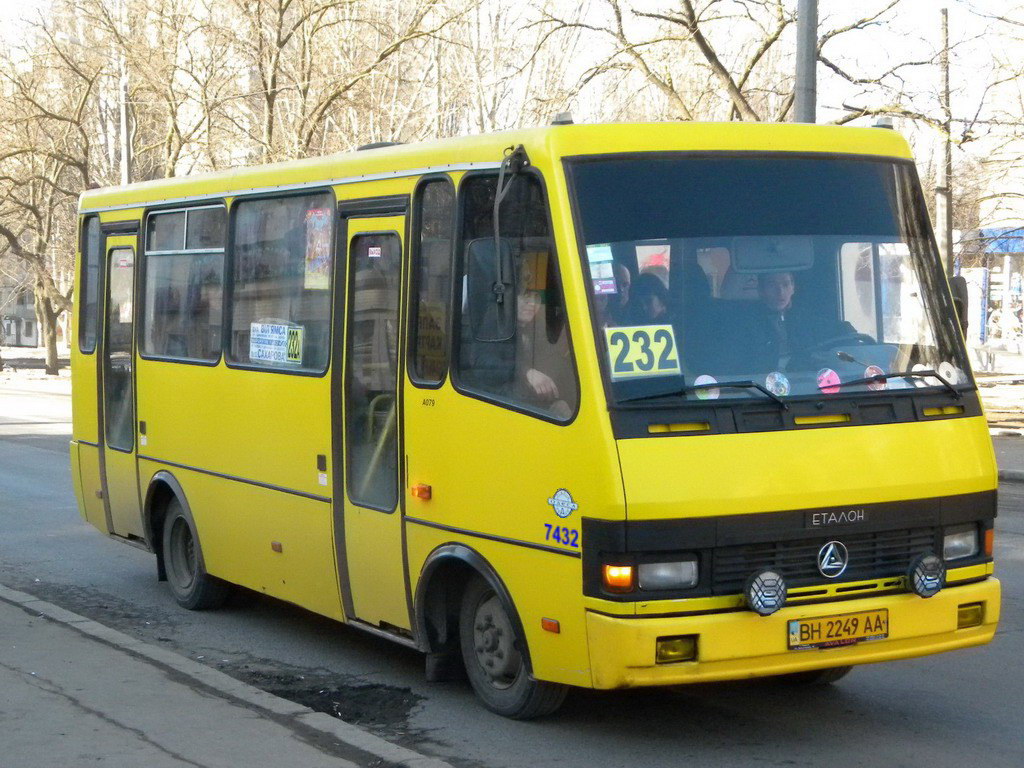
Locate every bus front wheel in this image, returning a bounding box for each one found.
[162,498,230,610]
[458,577,568,719]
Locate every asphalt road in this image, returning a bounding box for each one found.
[1,385,1022,767]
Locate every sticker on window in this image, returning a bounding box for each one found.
[304,208,331,290]
[635,243,670,280]
[694,374,719,399]
[604,324,681,380]
[586,243,617,295]
[250,322,303,365]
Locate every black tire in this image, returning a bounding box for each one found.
[161,498,230,610]
[458,577,568,719]
[778,665,853,686]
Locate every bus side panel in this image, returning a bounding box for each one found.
[74,442,109,533]
[407,524,594,688]
[138,458,344,621]
[136,363,333,503]
[404,382,622,689]
[70,225,106,532]
[69,317,101,445]
[135,359,341,619]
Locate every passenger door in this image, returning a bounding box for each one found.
[99,236,144,538]
[337,213,410,630]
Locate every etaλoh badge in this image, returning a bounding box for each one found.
[547,489,578,519]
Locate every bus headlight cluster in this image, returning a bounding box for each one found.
[908,553,945,598]
[943,526,979,561]
[638,559,698,590]
[745,568,787,616]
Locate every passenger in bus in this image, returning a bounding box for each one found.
[623,271,670,325]
[514,284,572,419]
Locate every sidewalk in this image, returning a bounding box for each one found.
[993,436,1024,484]
[0,585,449,768]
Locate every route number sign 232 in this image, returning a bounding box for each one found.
[604,324,681,381]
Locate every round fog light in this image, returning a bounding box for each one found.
[746,568,787,616]
[908,553,945,598]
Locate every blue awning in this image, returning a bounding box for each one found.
[980,227,1024,254]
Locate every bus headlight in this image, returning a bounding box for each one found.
[943,526,979,561]
[638,559,698,590]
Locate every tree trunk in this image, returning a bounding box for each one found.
[35,292,61,376]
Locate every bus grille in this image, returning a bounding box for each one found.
[711,527,939,595]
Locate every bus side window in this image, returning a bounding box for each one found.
[228,192,334,372]
[409,178,455,384]
[454,174,578,422]
[79,216,101,353]
[142,207,226,362]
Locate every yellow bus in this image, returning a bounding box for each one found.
[71,122,1000,718]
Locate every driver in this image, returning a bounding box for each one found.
[758,271,796,360]
[750,271,862,371]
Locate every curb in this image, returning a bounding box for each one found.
[0,583,453,768]
[999,469,1024,484]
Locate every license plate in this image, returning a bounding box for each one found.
[788,609,889,650]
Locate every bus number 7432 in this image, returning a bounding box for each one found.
[544,523,579,548]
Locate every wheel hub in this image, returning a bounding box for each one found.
[170,518,197,589]
[472,595,520,685]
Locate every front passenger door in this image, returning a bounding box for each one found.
[339,215,410,630]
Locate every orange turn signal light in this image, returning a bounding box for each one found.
[411,484,432,500]
[984,528,994,557]
[603,564,635,593]
[541,618,561,634]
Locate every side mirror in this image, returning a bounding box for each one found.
[948,275,969,336]
[466,238,516,342]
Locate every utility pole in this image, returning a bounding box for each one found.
[116,0,132,186]
[935,7,954,276]
[119,59,132,186]
[794,0,818,123]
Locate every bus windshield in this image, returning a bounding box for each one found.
[568,154,971,405]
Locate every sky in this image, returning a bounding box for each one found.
[0,0,1007,120]
[1,1,1018,177]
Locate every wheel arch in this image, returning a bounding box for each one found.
[143,471,209,582]
[413,543,535,677]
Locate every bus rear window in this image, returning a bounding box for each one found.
[79,216,101,353]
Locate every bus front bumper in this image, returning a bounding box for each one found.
[585,578,1000,689]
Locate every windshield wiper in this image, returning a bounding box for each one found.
[841,368,962,399]
[616,379,789,409]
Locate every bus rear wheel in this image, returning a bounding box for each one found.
[458,577,568,719]
[162,498,230,610]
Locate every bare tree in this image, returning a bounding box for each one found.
[0,5,107,373]
[541,0,940,125]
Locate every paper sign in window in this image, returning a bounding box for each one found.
[587,243,616,295]
[604,324,681,381]
[304,208,331,289]
[250,322,303,365]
